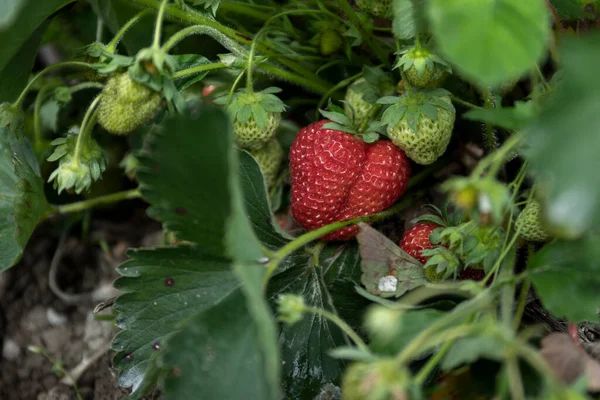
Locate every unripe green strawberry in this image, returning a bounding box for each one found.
[355,0,392,18]
[383,89,456,165]
[395,46,451,88]
[215,88,286,151]
[320,29,343,56]
[233,110,281,150]
[342,360,410,400]
[425,265,445,282]
[515,200,551,242]
[249,139,283,189]
[98,72,163,135]
[344,78,375,128]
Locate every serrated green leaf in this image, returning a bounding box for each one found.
[428,0,551,87]
[361,132,379,143]
[377,96,402,105]
[160,263,280,400]
[323,122,355,133]
[0,128,50,270]
[528,237,600,322]
[392,0,418,40]
[138,109,262,262]
[524,35,600,238]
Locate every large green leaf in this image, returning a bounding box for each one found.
[0,0,75,102]
[427,0,551,87]
[140,109,262,262]
[0,0,25,29]
[528,237,600,322]
[524,35,600,238]
[160,263,280,400]
[0,128,51,270]
[112,109,280,399]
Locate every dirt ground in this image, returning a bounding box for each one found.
[0,206,162,400]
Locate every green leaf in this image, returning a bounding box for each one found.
[357,223,427,299]
[112,109,281,398]
[0,20,49,103]
[0,128,51,270]
[427,0,551,87]
[464,101,536,131]
[172,54,212,92]
[442,335,505,371]
[160,263,280,400]
[549,0,600,18]
[528,237,600,322]
[524,34,600,238]
[139,109,262,262]
[392,0,417,40]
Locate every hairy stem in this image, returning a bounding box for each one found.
[172,62,227,79]
[106,9,153,52]
[13,62,94,109]
[53,189,142,215]
[73,97,101,166]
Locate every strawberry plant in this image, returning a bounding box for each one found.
[2,0,600,399]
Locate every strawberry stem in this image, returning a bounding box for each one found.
[172,62,227,79]
[72,96,101,166]
[12,61,94,110]
[303,306,370,352]
[106,9,153,53]
[152,0,170,50]
[50,189,142,216]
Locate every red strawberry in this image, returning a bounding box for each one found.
[458,268,486,281]
[399,223,438,264]
[290,120,411,241]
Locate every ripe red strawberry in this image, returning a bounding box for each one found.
[399,223,438,264]
[290,120,411,241]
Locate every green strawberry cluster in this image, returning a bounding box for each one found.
[216,88,287,190]
[515,200,551,242]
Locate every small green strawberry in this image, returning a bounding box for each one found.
[515,200,551,242]
[98,72,163,135]
[342,360,410,400]
[215,87,286,150]
[380,88,456,165]
[395,45,451,88]
[344,78,375,128]
[249,138,283,190]
[320,29,343,56]
[344,68,396,128]
[355,0,392,18]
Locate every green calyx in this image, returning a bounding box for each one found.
[394,46,451,88]
[215,88,286,150]
[319,103,384,144]
[47,130,107,194]
[98,72,163,135]
[515,200,551,242]
[422,247,461,281]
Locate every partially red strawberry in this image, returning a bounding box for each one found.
[290,120,411,241]
[399,223,438,264]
